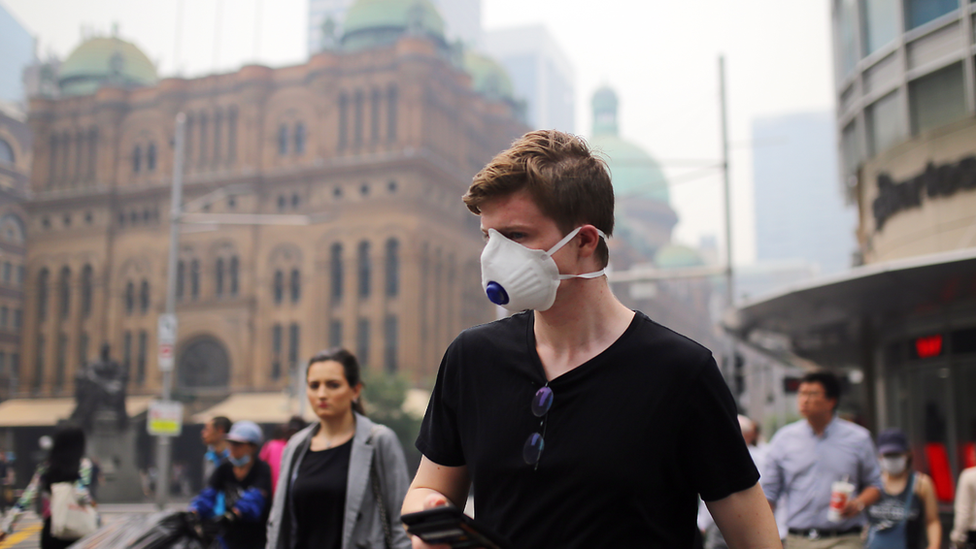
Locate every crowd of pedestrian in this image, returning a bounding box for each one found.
[3,129,976,549]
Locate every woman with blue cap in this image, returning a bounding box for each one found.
[190,420,273,549]
[865,428,940,549]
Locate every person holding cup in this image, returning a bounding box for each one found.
[762,371,882,549]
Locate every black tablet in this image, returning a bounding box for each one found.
[401,506,511,549]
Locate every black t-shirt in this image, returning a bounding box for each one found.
[417,310,759,549]
[292,439,352,549]
[208,459,273,549]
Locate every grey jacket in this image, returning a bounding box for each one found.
[265,413,411,549]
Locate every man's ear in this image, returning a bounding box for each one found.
[576,225,602,257]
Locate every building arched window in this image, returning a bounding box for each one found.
[358,240,371,298]
[338,92,348,150]
[60,131,70,180]
[278,124,288,156]
[184,115,194,168]
[227,107,238,162]
[37,268,49,321]
[385,238,399,297]
[215,257,225,297]
[125,281,135,315]
[229,256,239,296]
[290,268,301,303]
[294,123,306,155]
[198,113,208,166]
[0,138,14,164]
[74,132,84,183]
[176,260,185,299]
[48,135,58,186]
[190,259,200,299]
[354,90,364,146]
[387,85,398,142]
[59,267,71,319]
[330,244,344,300]
[133,145,142,173]
[273,270,284,304]
[147,142,157,172]
[140,279,150,313]
[87,128,98,180]
[81,265,93,318]
[213,109,223,163]
[371,88,381,142]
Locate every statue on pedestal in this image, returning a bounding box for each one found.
[71,343,129,432]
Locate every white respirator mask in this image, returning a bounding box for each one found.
[880,455,908,475]
[480,226,607,312]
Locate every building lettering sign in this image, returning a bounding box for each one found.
[873,156,976,230]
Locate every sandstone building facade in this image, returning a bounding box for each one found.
[21,6,525,398]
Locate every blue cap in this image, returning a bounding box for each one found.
[226,420,263,446]
[877,428,908,455]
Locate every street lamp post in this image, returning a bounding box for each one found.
[155,112,186,509]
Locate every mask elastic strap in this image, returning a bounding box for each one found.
[544,227,608,258]
[558,269,606,280]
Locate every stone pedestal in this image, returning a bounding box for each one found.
[87,410,144,502]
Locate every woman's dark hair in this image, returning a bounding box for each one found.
[47,424,86,482]
[307,347,365,415]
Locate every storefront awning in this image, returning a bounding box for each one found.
[729,247,976,365]
[0,395,158,428]
[191,392,316,425]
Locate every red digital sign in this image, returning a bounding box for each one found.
[914,335,943,359]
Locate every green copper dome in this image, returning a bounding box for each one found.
[342,0,445,52]
[654,244,705,269]
[464,51,514,101]
[59,36,157,96]
[587,86,669,204]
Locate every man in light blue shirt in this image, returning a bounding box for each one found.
[762,371,882,549]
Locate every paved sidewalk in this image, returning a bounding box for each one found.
[0,501,189,549]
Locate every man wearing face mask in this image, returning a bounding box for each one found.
[190,421,272,549]
[402,130,781,549]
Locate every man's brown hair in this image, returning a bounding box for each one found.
[463,130,614,266]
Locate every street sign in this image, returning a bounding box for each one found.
[158,343,174,372]
[158,314,177,345]
[147,400,184,437]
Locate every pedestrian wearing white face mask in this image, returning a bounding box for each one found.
[865,429,940,549]
[402,130,781,549]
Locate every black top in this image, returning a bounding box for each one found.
[867,473,926,549]
[417,310,759,549]
[209,459,273,549]
[292,439,352,549]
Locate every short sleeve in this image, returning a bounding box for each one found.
[859,435,883,491]
[678,355,760,502]
[760,436,785,504]
[415,337,465,467]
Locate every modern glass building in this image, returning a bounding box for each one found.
[733,1,976,521]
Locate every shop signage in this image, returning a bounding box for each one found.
[873,156,976,230]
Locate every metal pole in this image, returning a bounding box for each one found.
[156,112,185,509]
[719,56,734,308]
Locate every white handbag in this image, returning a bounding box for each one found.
[48,460,98,540]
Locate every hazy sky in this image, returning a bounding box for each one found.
[2,0,839,266]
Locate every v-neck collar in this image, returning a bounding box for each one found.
[525,310,642,384]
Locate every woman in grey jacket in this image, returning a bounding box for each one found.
[266,348,411,549]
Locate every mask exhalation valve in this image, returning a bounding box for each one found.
[485,281,509,305]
